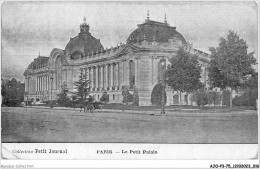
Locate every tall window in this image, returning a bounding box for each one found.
[129,60,135,89]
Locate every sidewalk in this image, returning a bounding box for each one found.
[24,105,159,115]
[22,105,257,116]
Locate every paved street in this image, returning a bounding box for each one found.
[1,107,258,143]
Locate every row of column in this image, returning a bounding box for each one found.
[36,75,49,92]
[84,62,120,91]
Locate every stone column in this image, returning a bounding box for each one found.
[68,69,72,89]
[47,75,49,91]
[37,77,39,92]
[115,62,119,90]
[38,76,40,92]
[45,75,47,91]
[87,67,90,81]
[42,76,45,91]
[154,58,158,84]
[117,62,120,90]
[39,76,41,92]
[96,66,99,90]
[45,76,47,91]
[105,64,109,90]
[65,70,67,84]
[101,65,104,90]
[110,63,114,90]
[118,62,122,90]
[135,59,138,86]
[35,77,37,93]
[90,67,94,90]
[125,60,129,87]
[122,60,125,87]
[151,57,154,85]
[28,77,31,94]
[25,77,27,92]
[63,70,65,84]
[34,76,35,94]
[42,76,44,91]
[84,68,87,80]
[40,76,42,92]
[43,76,45,91]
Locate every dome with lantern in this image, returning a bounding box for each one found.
[65,17,104,60]
[126,13,186,45]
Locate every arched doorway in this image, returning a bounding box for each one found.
[151,83,167,105]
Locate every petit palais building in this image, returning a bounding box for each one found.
[24,16,210,106]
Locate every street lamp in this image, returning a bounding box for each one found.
[160,57,166,114]
[50,73,54,108]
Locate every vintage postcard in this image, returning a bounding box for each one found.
[1,1,259,168]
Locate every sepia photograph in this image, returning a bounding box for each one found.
[1,0,258,167]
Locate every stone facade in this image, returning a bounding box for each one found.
[24,16,210,106]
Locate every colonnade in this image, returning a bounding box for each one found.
[83,62,121,91]
[36,75,49,93]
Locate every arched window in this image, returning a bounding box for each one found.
[129,60,135,89]
[70,51,83,60]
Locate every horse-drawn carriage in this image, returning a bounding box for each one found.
[69,97,102,113]
[83,100,102,113]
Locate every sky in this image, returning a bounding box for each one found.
[1,1,258,82]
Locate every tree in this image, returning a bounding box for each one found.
[244,72,258,105]
[208,30,256,107]
[206,90,222,106]
[57,82,70,107]
[233,72,258,109]
[1,78,25,107]
[122,86,132,105]
[100,91,109,104]
[73,70,90,103]
[190,88,208,107]
[165,47,203,107]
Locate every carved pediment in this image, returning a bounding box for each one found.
[116,44,141,57]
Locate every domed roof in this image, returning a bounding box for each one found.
[65,18,104,56]
[126,19,186,44]
[65,33,104,56]
[28,55,49,70]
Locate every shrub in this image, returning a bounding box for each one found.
[191,89,208,107]
[233,88,257,108]
[206,90,222,105]
[222,89,230,106]
[122,86,133,105]
[100,91,109,104]
[133,87,139,106]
